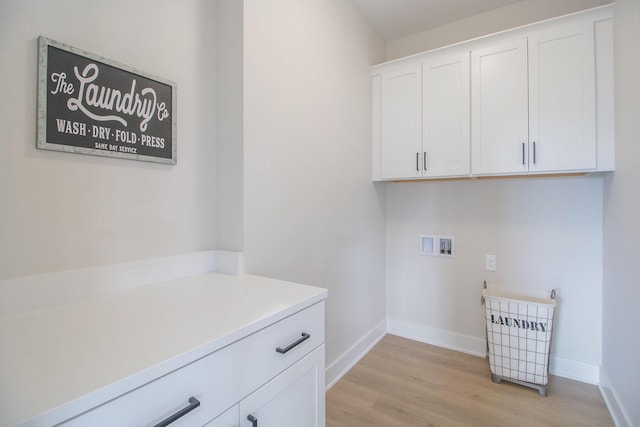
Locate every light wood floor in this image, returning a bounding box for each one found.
[326,335,613,427]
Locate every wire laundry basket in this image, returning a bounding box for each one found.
[482,284,557,396]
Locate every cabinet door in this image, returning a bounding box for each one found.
[528,22,596,172]
[471,39,529,175]
[380,65,422,179]
[240,345,325,427]
[205,405,239,427]
[422,53,470,177]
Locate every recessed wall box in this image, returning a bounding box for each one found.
[438,236,455,257]
[420,235,455,258]
[420,235,435,255]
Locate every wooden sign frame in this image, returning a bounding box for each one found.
[37,36,177,164]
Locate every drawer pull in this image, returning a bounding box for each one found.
[247,414,258,426]
[153,397,200,427]
[276,332,310,354]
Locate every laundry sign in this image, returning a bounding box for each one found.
[37,36,177,164]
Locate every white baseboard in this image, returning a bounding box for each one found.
[0,250,216,316]
[549,356,599,384]
[387,318,486,357]
[325,320,387,390]
[387,318,600,384]
[599,367,632,427]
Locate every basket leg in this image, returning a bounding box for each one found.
[491,374,502,384]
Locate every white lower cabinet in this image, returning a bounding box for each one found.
[204,405,239,427]
[240,346,325,427]
[204,346,324,427]
[59,302,325,427]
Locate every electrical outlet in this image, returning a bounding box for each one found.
[485,254,497,271]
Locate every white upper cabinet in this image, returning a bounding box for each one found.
[471,39,529,175]
[422,53,471,177]
[528,22,596,172]
[371,5,613,181]
[472,23,597,175]
[374,53,470,180]
[379,65,422,179]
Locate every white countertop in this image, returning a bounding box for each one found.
[0,273,327,427]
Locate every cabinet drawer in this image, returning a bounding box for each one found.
[204,404,238,427]
[60,302,324,426]
[232,300,324,394]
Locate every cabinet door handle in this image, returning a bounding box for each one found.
[247,414,258,427]
[423,152,428,171]
[153,397,200,427]
[416,152,420,171]
[522,142,525,165]
[533,141,537,164]
[276,332,310,354]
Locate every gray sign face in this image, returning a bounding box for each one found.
[37,36,177,164]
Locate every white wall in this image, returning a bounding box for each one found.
[0,0,217,279]
[602,0,640,425]
[216,0,244,252]
[386,0,609,60]
[242,0,387,384]
[386,177,604,381]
